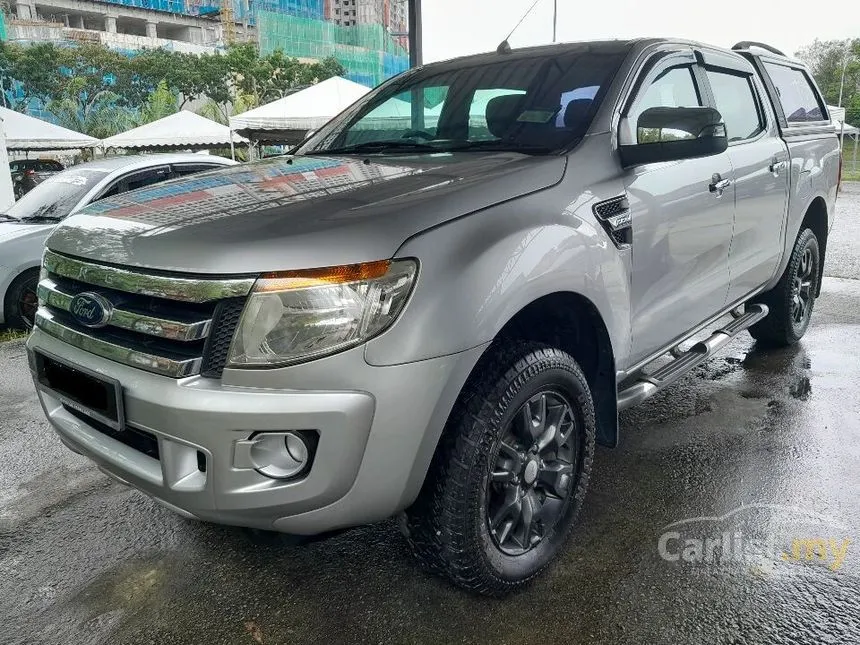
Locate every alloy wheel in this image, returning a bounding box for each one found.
[791,246,816,327]
[485,390,578,556]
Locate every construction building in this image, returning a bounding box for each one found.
[0,0,409,84]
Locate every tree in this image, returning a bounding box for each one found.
[48,78,137,138]
[140,80,178,124]
[0,40,349,134]
[0,42,65,110]
[225,43,345,106]
[57,43,143,108]
[796,38,860,125]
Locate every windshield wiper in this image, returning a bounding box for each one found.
[315,140,437,155]
[20,215,63,223]
[449,140,556,154]
[0,213,19,222]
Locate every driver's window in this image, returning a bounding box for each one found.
[632,66,702,143]
[345,86,448,146]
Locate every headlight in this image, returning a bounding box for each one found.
[226,259,417,367]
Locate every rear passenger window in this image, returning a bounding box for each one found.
[705,70,764,142]
[763,63,826,123]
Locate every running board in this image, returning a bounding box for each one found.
[617,304,768,411]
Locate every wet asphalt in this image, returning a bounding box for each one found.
[2,186,860,645]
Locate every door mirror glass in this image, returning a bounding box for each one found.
[620,106,728,167]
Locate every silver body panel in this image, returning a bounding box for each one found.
[28,38,840,533]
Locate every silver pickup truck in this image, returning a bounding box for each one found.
[27,38,840,595]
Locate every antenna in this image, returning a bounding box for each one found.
[496,0,543,54]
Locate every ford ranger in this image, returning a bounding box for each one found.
[27,39,840,595]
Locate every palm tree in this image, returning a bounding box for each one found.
[48,78,136,139]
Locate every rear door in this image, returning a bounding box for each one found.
[700,56,789,302]
[622,50,736,363]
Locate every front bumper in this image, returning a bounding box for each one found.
[28,328,485,534]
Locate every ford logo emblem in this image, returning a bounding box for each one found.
[69,292,113,329]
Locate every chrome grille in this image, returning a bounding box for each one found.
[36,250,254,378]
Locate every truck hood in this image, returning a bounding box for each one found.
[0,222,54,245]
[46,153,566,274]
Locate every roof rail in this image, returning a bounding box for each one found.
[731,41,786,56]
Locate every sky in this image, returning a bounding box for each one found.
[421,0,856,63]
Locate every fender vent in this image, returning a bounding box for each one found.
[593,196,632,248]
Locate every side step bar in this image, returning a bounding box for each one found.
[617,304,768,411]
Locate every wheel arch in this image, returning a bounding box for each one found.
[404,289,617,516]
[801,196,828,296]
[490,291,618,448]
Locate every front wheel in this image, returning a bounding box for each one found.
[748,228,820,346]
[4,268,40,330]
[405,342,595,596]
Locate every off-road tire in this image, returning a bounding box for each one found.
[748,228,820,346]
[404,342,596,596]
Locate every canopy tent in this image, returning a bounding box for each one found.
[230,76,372,144]
[827,105,859,143]
[102,111,244,151]
[0,107,99,151]
[835,120,859,137]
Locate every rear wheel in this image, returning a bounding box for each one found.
[4,268,40,330]
[748,228,820,346]
[404,342,595,596]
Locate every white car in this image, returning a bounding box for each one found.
[0,153,235,329]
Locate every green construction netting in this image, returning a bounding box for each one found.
[257,11,409,87]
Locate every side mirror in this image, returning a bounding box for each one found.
[619,106,728,168]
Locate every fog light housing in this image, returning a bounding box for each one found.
[234,431,318,480]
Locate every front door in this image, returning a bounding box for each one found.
[623,53,735,364]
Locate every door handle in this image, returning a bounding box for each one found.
[709,173,731,197]
[769,159,787,176]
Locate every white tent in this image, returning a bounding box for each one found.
[229,77,371,142]
[827,105,859,144]
[102,111,243,151]
[0,107,99,151]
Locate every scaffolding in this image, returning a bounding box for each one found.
[257,11,409,86]
[95,0,187,13]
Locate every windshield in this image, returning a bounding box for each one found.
[6,168,108,222]
[296,49,627,156]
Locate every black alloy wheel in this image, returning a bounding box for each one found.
[748,227,820,346]
[404,342,596,596]
[486,390,577,555]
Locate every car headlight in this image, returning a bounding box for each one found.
[226,259,418,367]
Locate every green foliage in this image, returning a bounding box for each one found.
[0,40,347,133]
[224,43,345,106]
[0,329,27,343]
[796,38,860,126]
[48,78,137,138]
[0,42,64,110]
[140,80,178,124]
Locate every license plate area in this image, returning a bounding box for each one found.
[34,350,125,431]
